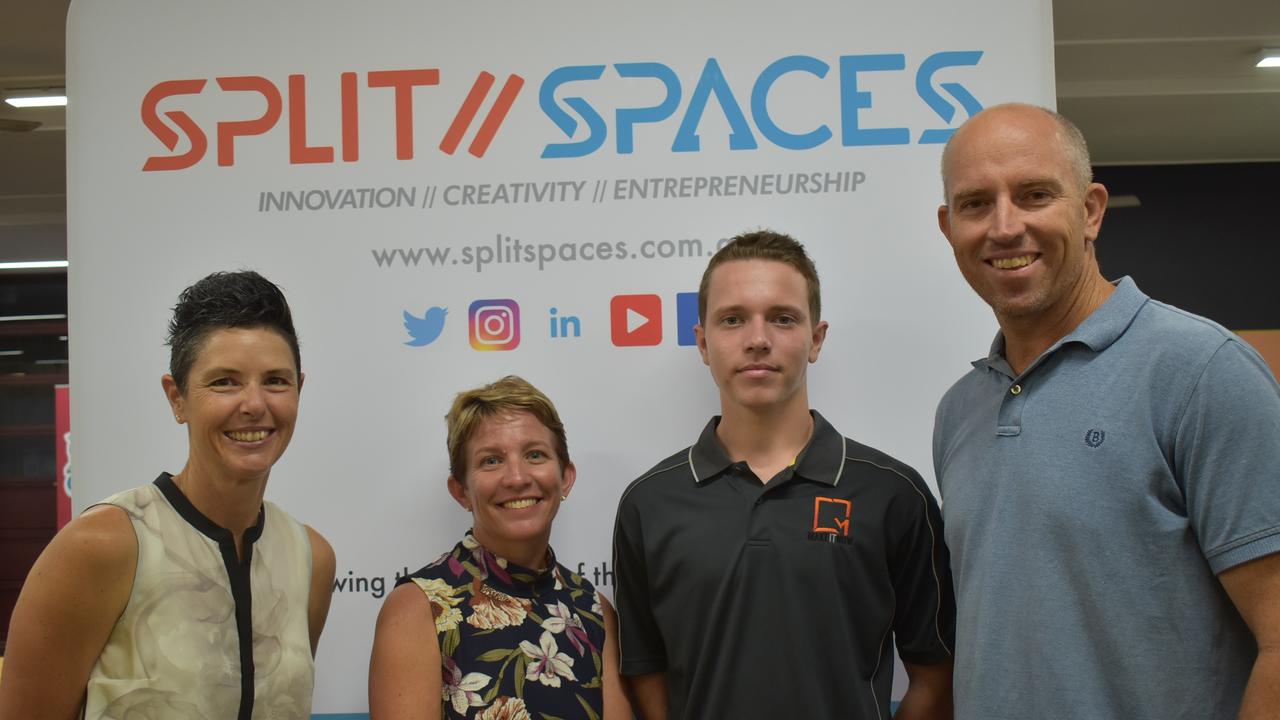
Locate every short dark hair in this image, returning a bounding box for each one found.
[166,270,301,393]
[698,230,821,325]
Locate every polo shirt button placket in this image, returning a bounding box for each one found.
[997,380,1026,436]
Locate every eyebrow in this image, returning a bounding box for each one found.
[949,188,986,205]
[470,440,553,457]
[951,177,1066,204]
[711,303,807,318]
[1016,177,1066,191]
[770,304,807,317]
[200,367,297,377]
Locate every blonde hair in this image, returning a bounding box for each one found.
[445,376,569,482]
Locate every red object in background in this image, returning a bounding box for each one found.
[610,294,663,347]
[55,384,71,529]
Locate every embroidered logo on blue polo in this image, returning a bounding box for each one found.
[1084,429,1106,448]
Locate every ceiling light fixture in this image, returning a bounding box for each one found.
[1258,49,1280,68]
[5,95,67,108]
[0,260,68,270]
[4,88,68,108]
[0,350,24,356]
[0,314,67,322]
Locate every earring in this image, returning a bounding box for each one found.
[174,414,183,423]
[560,494,568,502]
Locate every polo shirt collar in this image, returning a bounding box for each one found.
[973,276,1148,375]
[688,410,847,486]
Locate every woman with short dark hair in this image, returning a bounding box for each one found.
[0,270,335,720]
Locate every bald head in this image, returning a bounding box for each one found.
[941,103,1093,202]
[934,101,1112,356]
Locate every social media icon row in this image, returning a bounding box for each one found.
[403,307,448,346]
[404,300,521,350]
[404,293,701,351]
[469,299,521,351]
[611,292,701,347]
[611,294,661,346]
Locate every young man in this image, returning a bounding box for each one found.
[935,103,1280,719]
[612,231,955,719]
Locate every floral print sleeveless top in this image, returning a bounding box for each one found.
[398,532,607,719]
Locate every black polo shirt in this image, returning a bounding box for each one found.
[612,411,955,719]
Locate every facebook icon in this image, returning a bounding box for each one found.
[676,292,699,347]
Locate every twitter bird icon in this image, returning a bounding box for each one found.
[404,307,447,346]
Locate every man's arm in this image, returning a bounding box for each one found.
[886,466,956,720]
[1175,339,1280,719]
[1219,553,1280,720]
[612,488,670,720]
[623,672,668,720]
[895,661,953,720]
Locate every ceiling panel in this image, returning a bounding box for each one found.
[1062,92,1280,164]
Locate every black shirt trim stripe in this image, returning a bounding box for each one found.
[613,411,957,718]
[846,457,955,658]
[153,472,264,720]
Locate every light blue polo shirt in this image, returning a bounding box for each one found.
[934,277,1280,720]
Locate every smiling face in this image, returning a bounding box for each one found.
[696,259,828,416]
[163,327,302,486]
[447,411,576,569]
[938,105,1108,331]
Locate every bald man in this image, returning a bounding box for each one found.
[934,103,1280,720]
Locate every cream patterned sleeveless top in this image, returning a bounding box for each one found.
[83,473,315,720]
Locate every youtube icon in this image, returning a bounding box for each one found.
[610,294,662,346]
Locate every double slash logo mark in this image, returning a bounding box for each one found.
[440,72,525,158]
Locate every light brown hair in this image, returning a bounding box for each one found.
[698,229,821,325]
[445,376,569,482]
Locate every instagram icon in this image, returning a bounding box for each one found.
[468,299,521,351]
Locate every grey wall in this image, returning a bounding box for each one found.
[1093,162,1280,331]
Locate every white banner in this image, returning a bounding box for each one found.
[68,1,1053,714]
